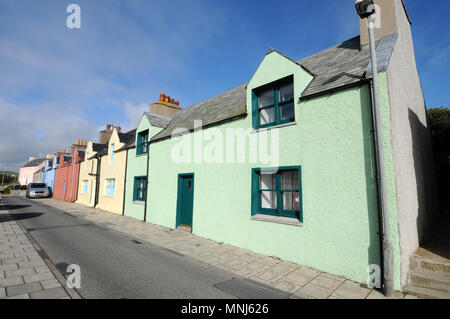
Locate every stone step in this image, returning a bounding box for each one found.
[409,271,450,293]
[404,285,450,299]
[410,255,450,276]
[177,225,192,233]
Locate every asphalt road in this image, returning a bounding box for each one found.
[2,196,288,299]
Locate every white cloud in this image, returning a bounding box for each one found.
[0,0,228,171]
[0,100,98,171]
[123,101,150,131]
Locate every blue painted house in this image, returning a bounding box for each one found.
[43,151,70,195]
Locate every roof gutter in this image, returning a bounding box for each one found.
[299,79,371,102]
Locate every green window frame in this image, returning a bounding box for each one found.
[133,176,147,202]
[136,130,149,155]
[251,166,302,222]
[252,76,295,130]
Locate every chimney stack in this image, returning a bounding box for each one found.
[98,124,114,144]
[359,0,410,50]
[28,156,37,162]
[150,93,182,117]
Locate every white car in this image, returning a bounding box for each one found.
[26,183,50,199]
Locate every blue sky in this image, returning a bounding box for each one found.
[0,0,449,171]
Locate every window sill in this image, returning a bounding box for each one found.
[251,214,303,227]
[251,122,297,134]
[133,200,145,205]
[136,153,148,158]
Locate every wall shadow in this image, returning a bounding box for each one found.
[408,108,448,258]
[408,109,437,240]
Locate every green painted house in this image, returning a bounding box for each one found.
[125,0,436,292]
[123,98,178,221]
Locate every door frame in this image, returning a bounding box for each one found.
[176,173,195,231]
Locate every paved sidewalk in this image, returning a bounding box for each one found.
[0,210,70,299]
[17,197,413,299]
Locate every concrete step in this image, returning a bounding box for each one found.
[177,225,192,233]
[410,254,450,276]
[404,285,450,299]
[409,271,450,293]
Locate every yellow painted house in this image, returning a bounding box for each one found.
[96,126,136,215]
[76,142,103,207]
[76,125,114,207]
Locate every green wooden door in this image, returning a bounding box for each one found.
[178,174,194,227]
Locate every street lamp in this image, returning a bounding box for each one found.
[355,0,375,19]
[355,0,394,298]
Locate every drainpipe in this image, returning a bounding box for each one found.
[143,141,150,222]
[122,149,128,216]
[94,156,101,207]
[367,13,394,297]
[70,149,77,202]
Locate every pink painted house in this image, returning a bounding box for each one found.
[18,155,52,186]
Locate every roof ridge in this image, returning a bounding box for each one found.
[119,129,136,136]
[297,35,361,64]
[144,111,172,120]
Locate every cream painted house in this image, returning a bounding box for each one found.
[76,142,105,207]
[96,126,135,215]
[77,125,115,207]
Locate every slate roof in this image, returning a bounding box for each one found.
[117,129,136,151]
[150,33,398,142]
[96,148,108,157]
[94,129,136,156]
[78,150,86,160]
[62,155,72,163]
[21,158,46,168]
[151,83,247,141]
[145,112,172,129]
[118,129,136,144]
[92,143,107,153]
[298,33,398,98]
